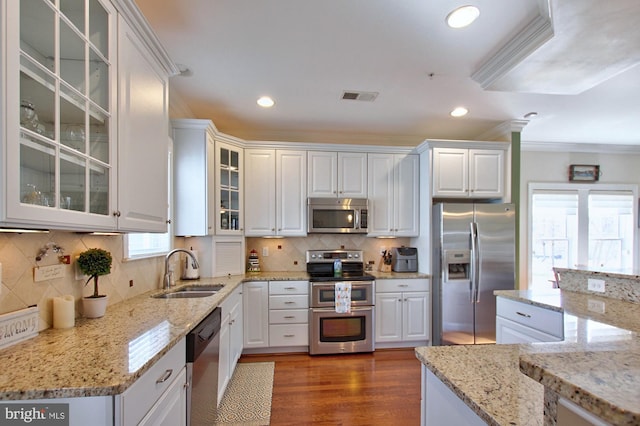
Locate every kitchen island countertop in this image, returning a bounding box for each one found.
[415,288,640,425]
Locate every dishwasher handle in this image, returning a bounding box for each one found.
[186,307,222,362]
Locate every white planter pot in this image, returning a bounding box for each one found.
[82,295,108,318]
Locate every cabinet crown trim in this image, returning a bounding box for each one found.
[113,0,180,76]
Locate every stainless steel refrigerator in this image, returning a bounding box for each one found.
[432,203,516,345]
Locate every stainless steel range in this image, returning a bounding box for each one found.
[307,249,375,355]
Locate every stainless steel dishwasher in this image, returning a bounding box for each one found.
[186,307,222,426]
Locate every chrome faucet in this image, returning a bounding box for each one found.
[163,249,199,290]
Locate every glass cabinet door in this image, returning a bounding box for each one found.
[217,142,243,233]
[12,0,114,225]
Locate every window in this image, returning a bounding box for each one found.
[529,183,637,290]
[124,140,172,260]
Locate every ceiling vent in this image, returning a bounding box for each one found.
[341,91,379,102]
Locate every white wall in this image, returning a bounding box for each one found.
[518,147,640,288]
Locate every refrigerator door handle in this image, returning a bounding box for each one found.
[470,221,480,303]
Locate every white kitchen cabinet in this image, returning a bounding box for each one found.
[243,281,270,349]
[218,285,243,404]
[244,149,307,237]
[137,368,187,426]
[495,297,563,344]
[376,279,430,346]
[172,119,216,236]
[268,280,309,348]
[367,153,419,237]
[117,338,187,426]
[116,14,170,232]
[2,0,173,232]
[422,366,486,426]
[432,148,504,199]
[307,151,367,198]
[215,140,244,235]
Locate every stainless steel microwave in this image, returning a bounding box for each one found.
[307,198,368,234]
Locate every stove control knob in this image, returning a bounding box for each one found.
[353,253,359,258]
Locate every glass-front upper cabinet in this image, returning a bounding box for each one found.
[4,0,116,230]
[215,141,243,234]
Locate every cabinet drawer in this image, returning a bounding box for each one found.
[269,280,308,295]
[120,338,186,425]
[269,324,309,347]
[496,297,563,338]
[269,309,308,324]
[269,294,309,309]
[376,279,429,293]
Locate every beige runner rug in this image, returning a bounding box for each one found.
[214,362,274,426]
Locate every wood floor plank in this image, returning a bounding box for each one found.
[240,349,421,425]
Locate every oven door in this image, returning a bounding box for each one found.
[309,306,374,355]
[310,281,375,308]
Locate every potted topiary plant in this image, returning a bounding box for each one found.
[77,248,112,318]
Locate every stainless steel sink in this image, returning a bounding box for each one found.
[175,284,225,292]
[152,290,218,299]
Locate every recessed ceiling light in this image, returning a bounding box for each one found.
[257,96,275,108]
[450,107,469,117]
[524,111,539,119]
[446,5,480,29]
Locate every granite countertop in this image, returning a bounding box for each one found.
[415,288,640,425]
[0,270,429,400]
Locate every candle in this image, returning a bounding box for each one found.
[53,295,75,329]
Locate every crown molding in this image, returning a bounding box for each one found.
[112,0,180,77]
[477,120,529,141]
[471,3,553,89]
[522,140,640,154]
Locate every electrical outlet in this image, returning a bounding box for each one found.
[587,299,606,313]
[262,247,269,257]
[587,278,606,293]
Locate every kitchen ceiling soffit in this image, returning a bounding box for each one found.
[472,0,640,95]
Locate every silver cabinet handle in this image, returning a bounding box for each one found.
[156,369,173,384]
[516,311,531,318]
[284,301,295,304]
[284,334,295,337]
[284,315,295,319]
[399,284,409,288]
[284,287,296,290]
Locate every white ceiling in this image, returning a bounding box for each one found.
[134,0,640,147]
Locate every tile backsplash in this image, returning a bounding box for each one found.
[0,231,163,331]
[245,235,412,272]
[0,231,414,331]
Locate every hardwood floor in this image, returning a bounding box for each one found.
[239,349,422,425]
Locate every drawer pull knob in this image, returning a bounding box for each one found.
[156,369,173,384]
[516,311,532,318]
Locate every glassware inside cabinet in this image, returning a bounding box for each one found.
[14,0,114,220]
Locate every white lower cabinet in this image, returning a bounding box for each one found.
[243,281,270,348]
[495,297,563,344]
[117,338,187,426]
[268,281,309,348]
[422,366,485,426]
[375,279,430,347]
[218,286,243,404]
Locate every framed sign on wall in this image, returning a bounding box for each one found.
[569,164,600,182]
